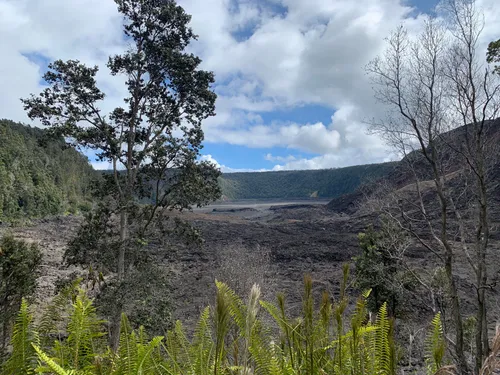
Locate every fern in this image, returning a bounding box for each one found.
[65,291,105,371]
[425,313,445,374]
[115,314,138,375]
[373,302,391,375]
[213,282,232,375]
[37,278,81,348]
[5,276,473,375]
[3,299,38,375]
[190,307,214,375]
[32,344,82,375]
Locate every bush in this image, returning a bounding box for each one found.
[0,234,41,356]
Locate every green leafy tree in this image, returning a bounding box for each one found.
[354,226,412,317]
[0,235,42,356]
[22,0,220,349]
[218,163,396,200]
[487,39,500,74]
[2,299,38,375]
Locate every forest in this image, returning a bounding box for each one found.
[0,119,96,221]
[1,0,500,374]
[218,163,397,200]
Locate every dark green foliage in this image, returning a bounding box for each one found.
[487,39,500,74]
[425,313,445,374]
[8,278,484,374]
[21,0,221,347]
[2,276,405,375]
[0,235,42,355]
[218,162,397,200]
[354,227,411,316]
[64,204,117,272]
[0,119,96,221]
[96,266,172,336]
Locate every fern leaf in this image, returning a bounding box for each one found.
[425,313,445,374]
[374,302,391,375]
[115,314,138,375]
[32,343,77,375]
[3,299,37,375]
[136,336,163,373]
[38,278,81,346]
[66,291,105,371]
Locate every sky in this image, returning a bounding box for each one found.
[0,0,498,172]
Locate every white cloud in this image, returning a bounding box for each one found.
[199,154,266,173]
[205,121,341,154]
[264,154,297,162]
[0,0,126,122]
[175,0,427,164]
[1,0,498,170]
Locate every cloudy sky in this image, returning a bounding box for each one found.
[0,0,498,172]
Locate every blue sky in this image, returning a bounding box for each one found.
[1,0,498,172]
[192,0,442,171]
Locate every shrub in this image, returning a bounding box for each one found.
[0,235,42,357]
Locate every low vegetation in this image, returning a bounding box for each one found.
[5,270,486,375]
[0,235,42,357]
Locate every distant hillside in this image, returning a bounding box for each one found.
[327,118,500,214]
[218,163,397,200]
[0,119,97,220]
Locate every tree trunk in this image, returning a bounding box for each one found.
[432,156,469,374]
[445,253,470,375]
[118,210,127,280]
[110,209,128,351]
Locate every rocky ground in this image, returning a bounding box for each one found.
[1,198,499,344]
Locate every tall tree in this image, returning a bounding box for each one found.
[366,1,499,373]
[22,0,220,349]
[442,1,499,369]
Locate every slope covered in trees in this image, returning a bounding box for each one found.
[218,162,397,200]
[0,119,96,220]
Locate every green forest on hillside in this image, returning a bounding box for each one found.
[0,120,395,219]
[218,163,397,200]
[0,120,96,220]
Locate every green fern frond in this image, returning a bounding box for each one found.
[190,307,214,375]
[164,321,190,373]
[115,314,138,375]
[136,336,163,374]
[213,282,233,374]
[3,299,38,375]
[38,278,81,346]
[66,291,105,371]
[215,281,246,333]
[425,313,445,374]
[32,343,80,375]
[373,302,391,375]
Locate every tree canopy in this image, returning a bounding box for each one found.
[0,119,96,221]
[218,163,397,200]
[21,0,221,348]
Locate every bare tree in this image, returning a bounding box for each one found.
[441,1,500,369]
[366,1,500,372]
[367,18,470,373]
